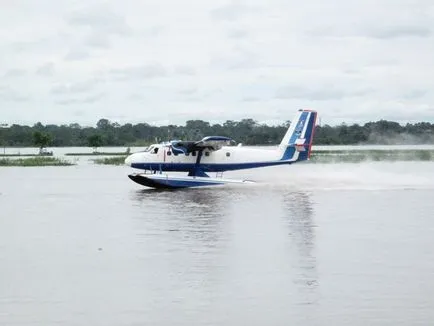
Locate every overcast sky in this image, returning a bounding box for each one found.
[1,0,433,126]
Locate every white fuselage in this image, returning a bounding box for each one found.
[125,144,297,173]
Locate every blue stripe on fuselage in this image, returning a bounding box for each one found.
[131,160,294,172]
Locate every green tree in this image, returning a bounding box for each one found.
[32,131,52,154]
[87,134,103,152]
[96,118,111,130]
[0,128,6,154]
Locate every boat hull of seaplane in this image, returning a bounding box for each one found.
[125,109,318,189]
[128,173,255,189]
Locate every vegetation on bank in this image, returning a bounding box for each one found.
[65,151,130,156]
[0,153,52,157]
[92,156,127,165]
[64,146,130,156]
[0,157,74,167]
[1,118,434,148]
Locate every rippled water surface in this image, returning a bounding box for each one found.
[1,161,434,325]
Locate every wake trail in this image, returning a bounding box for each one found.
[229,161,434,191]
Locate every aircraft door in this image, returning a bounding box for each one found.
[152,146,164,162]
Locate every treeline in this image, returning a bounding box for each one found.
[0,118,434,147]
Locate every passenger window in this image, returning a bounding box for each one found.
[226,152,230,157]
[205,152,210,157]
[192,151,196,156]
[185,153,189,156]
[167,151,171,156]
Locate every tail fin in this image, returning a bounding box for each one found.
[279,109,317,161]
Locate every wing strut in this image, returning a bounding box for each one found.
[188,150,209,177]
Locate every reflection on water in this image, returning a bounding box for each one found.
[130,187,229,246]
[131,186,319,290]
[128,187,239,321]
[131,187,228,215]
[281,190,319,306]
[131,185,252,219]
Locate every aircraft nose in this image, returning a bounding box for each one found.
[124,154,133,166]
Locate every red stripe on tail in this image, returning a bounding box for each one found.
[308,112,318,159]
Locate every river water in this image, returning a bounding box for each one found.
[1,156,434,325]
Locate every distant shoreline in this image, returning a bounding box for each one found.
[1,119,433,147]
[2,147,434,165]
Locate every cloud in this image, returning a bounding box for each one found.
[55,93,104,106]
[209,47,261,70]
[0,86,30,102]
[85,32,111,49]
[73,109,85,117]
[311,24,433,40]
[128,93,144,101]
[50,80,95,95]
[303,2,433,41]
[109,64,167,81]
[174,65,196,76]
[4,69,26,78]
[63,4,132,53]
[242,96,262,102]
[1,0,434,126]
[401,89,427,100]
[178,87,197,95]
[66,4,130,36]
[227,29,249,39]
[138,26,165,38]
[64,48,90,61]
[36,62,55,76]
[10,40,48,53]
[210,3,257,22]
[368,25,432,39]
[274,85,371,101]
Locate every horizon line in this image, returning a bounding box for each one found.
[2,117,434,128]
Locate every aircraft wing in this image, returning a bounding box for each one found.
[170,136,233,154]
[194,136,233,151]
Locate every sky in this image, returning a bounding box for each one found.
[1,0,434,127]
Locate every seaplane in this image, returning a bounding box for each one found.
[124,109,317,189]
